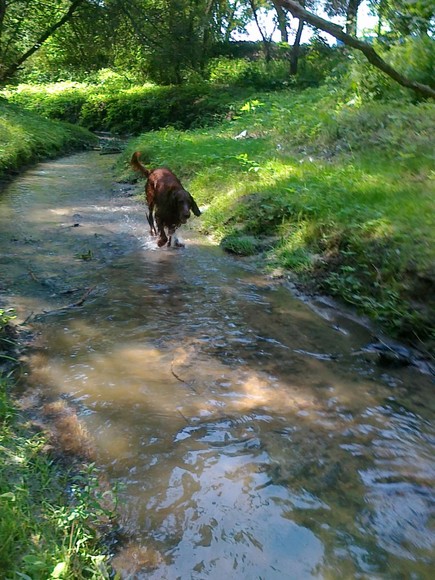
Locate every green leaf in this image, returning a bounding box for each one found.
[51,562,67,578]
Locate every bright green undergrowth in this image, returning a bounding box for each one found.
[1,79,253,135]
[0,374,116,579]
[122,86,435,344]
[0,99,97,181]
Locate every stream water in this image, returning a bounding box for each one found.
[0,152,434,579]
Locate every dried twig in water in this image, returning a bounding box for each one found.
[177,409,190,424]
[28,269,39,282]
[42,285,97,314]
[171,360,197,393]
[72,285,96,307]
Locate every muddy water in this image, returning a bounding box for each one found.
[1,152,434,579]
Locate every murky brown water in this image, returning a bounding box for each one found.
[1,152,434,579]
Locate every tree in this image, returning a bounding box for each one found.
[323,0,363,36]
[274,0,435,98]
[370,0,434,37]
[111,0,232,84]
[289,16,305,75]
[219,1,255,42]
[247,0,275,60]
[271,0,290,42]
[0,0,88,83]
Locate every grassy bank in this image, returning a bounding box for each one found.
[121,86,434,350]
[1,79,252,135]
[0,316,116,578]
[0,98,97,183]
[0,104,116,576]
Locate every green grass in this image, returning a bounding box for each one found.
[121,86,435,348]
[0,376,116,579]
[1,80,253,135]
[0,98,97,181]
[0,313,116,578]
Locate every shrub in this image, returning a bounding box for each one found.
[2,80,253,134]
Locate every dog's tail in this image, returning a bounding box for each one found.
[130,151,150,178]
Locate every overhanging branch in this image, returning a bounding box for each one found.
[0,0,87,83]
[276,0,435,99]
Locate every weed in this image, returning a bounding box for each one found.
[220,234,258,256]
[0,376,116,578]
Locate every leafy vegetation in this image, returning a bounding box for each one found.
[1,311,116,578]
[2,76,254,134]
[0,1,434,576]
[0,98,97,181]
[120,86,434,347]
[0,399,116,578]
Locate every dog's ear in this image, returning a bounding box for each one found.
[189,194,201,217]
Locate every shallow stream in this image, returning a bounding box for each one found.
[1,152,434,578]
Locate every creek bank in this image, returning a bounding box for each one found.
[0,99,98,186]
[0,324,119,577]
[181,221,435,370]
[1,150,434,577]
[201,224,435,358]
[238,261,435,376]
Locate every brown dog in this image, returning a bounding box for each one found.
[131,151,201,247]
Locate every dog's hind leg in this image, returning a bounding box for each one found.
[146,211,157,236]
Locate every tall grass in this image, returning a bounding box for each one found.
[0,374,116,578]
[0,99,97,181]
[122,87,435,347]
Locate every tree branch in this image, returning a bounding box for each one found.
[276,0,435,99]
[0,0,87,83]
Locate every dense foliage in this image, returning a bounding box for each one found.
[0,0,433,91]
[120,86,434,346]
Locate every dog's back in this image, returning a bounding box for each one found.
[147,168,184,201]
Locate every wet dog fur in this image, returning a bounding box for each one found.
[131,151,201,247]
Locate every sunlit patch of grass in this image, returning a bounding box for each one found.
[0,100,97,180]
[120,86,434,345]
[0,374,116,578]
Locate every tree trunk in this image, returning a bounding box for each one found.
[0,0,87,83]
[346,0,361,37]
[275,0,435,99]
[0,0,6,36]
[223,1,239,42]
[249,0,272,61]
[289,18,304,76]
[272,0,289,43]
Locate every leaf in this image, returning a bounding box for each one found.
[51,562,67,578]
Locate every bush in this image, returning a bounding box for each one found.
[2,79,253,134]
[207,57,291,89]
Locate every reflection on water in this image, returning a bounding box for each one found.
[1,152,434,579]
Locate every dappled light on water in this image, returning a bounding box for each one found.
[1,152,434,579]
